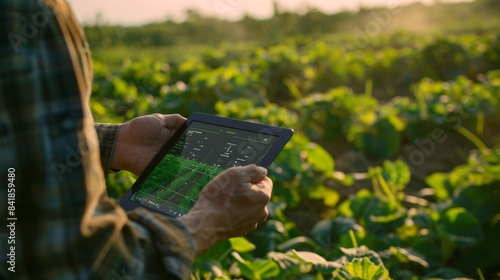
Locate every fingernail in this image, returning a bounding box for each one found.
[258,166,267,175]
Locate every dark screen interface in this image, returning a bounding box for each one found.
[130,121,278,217]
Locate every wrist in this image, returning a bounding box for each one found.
[110,123,126,172]
[178,210,220,257]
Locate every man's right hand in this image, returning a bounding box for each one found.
[178,164,272,256]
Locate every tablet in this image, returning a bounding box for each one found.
[119,112,294,217]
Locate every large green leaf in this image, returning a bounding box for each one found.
[267,251,313,275]
[358,118,401,159]
[454,183,500,223]
[309,185,340,207]
[337,246,385,267]
[425,172,452,200]
[452,222,500,276]
[311,217,363,247]
[197,239,232,262]
[278,236,320,252]
[332,257,391,280]
[229,237,256,253]
[193,241,232,279]
[250,220,289,257]
[289,250,343,274]
[306,142,335,174]
[350,190,406,236]
[381,160,411,191]
[386,246,429,268]
[438,207,484,248]
[231,252,280,279]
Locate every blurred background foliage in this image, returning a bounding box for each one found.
[88,1,500,279]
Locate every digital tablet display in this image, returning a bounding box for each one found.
[120,113,293,217]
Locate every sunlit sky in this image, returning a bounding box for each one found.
[66,0,465,25]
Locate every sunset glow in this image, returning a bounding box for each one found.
[67,0,452,25]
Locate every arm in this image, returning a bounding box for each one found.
[0,2,195,279]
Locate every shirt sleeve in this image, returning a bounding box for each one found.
[94,123,121,177]
[0,1,196,279]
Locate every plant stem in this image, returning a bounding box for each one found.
[456,126,488,153]
[376,170,396,204]
[477,111,484,137]
[349,230,358,248]
[365,79,373,98]
[284,78,303,100]
[477,268,485,280]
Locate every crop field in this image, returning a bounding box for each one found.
[90,1,500,279]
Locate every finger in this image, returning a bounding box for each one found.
[232,222,259,237]
[209,165,264,192]
[202,168,237,198]
[253,176,273,199]
[257,206,269,223]
[247,177,272,208]
[239,164,267,184]
[161,114,186,129]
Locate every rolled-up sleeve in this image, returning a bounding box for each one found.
[94,123,120,177]
[0,1,195,279]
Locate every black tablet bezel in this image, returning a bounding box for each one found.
[119,112,294,216]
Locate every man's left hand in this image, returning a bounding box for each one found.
[111,114,186,175]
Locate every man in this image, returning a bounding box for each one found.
[0,0,272,279]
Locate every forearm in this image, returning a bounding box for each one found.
[126,208,196,279]
[178,210,220,257]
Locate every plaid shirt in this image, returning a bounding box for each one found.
[0,1,195,279]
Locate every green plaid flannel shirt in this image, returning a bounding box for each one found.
[0,0,195,279]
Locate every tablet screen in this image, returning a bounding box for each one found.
[129,121,279,217]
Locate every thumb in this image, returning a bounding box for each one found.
[202,165,267,198]
[160,114,186,129]
[241,164,267,184]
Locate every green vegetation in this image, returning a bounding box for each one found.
[85,1,500,68]
[92,1,500,278]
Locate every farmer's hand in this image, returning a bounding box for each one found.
[111,114,186,175]
[178,165,272,256]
